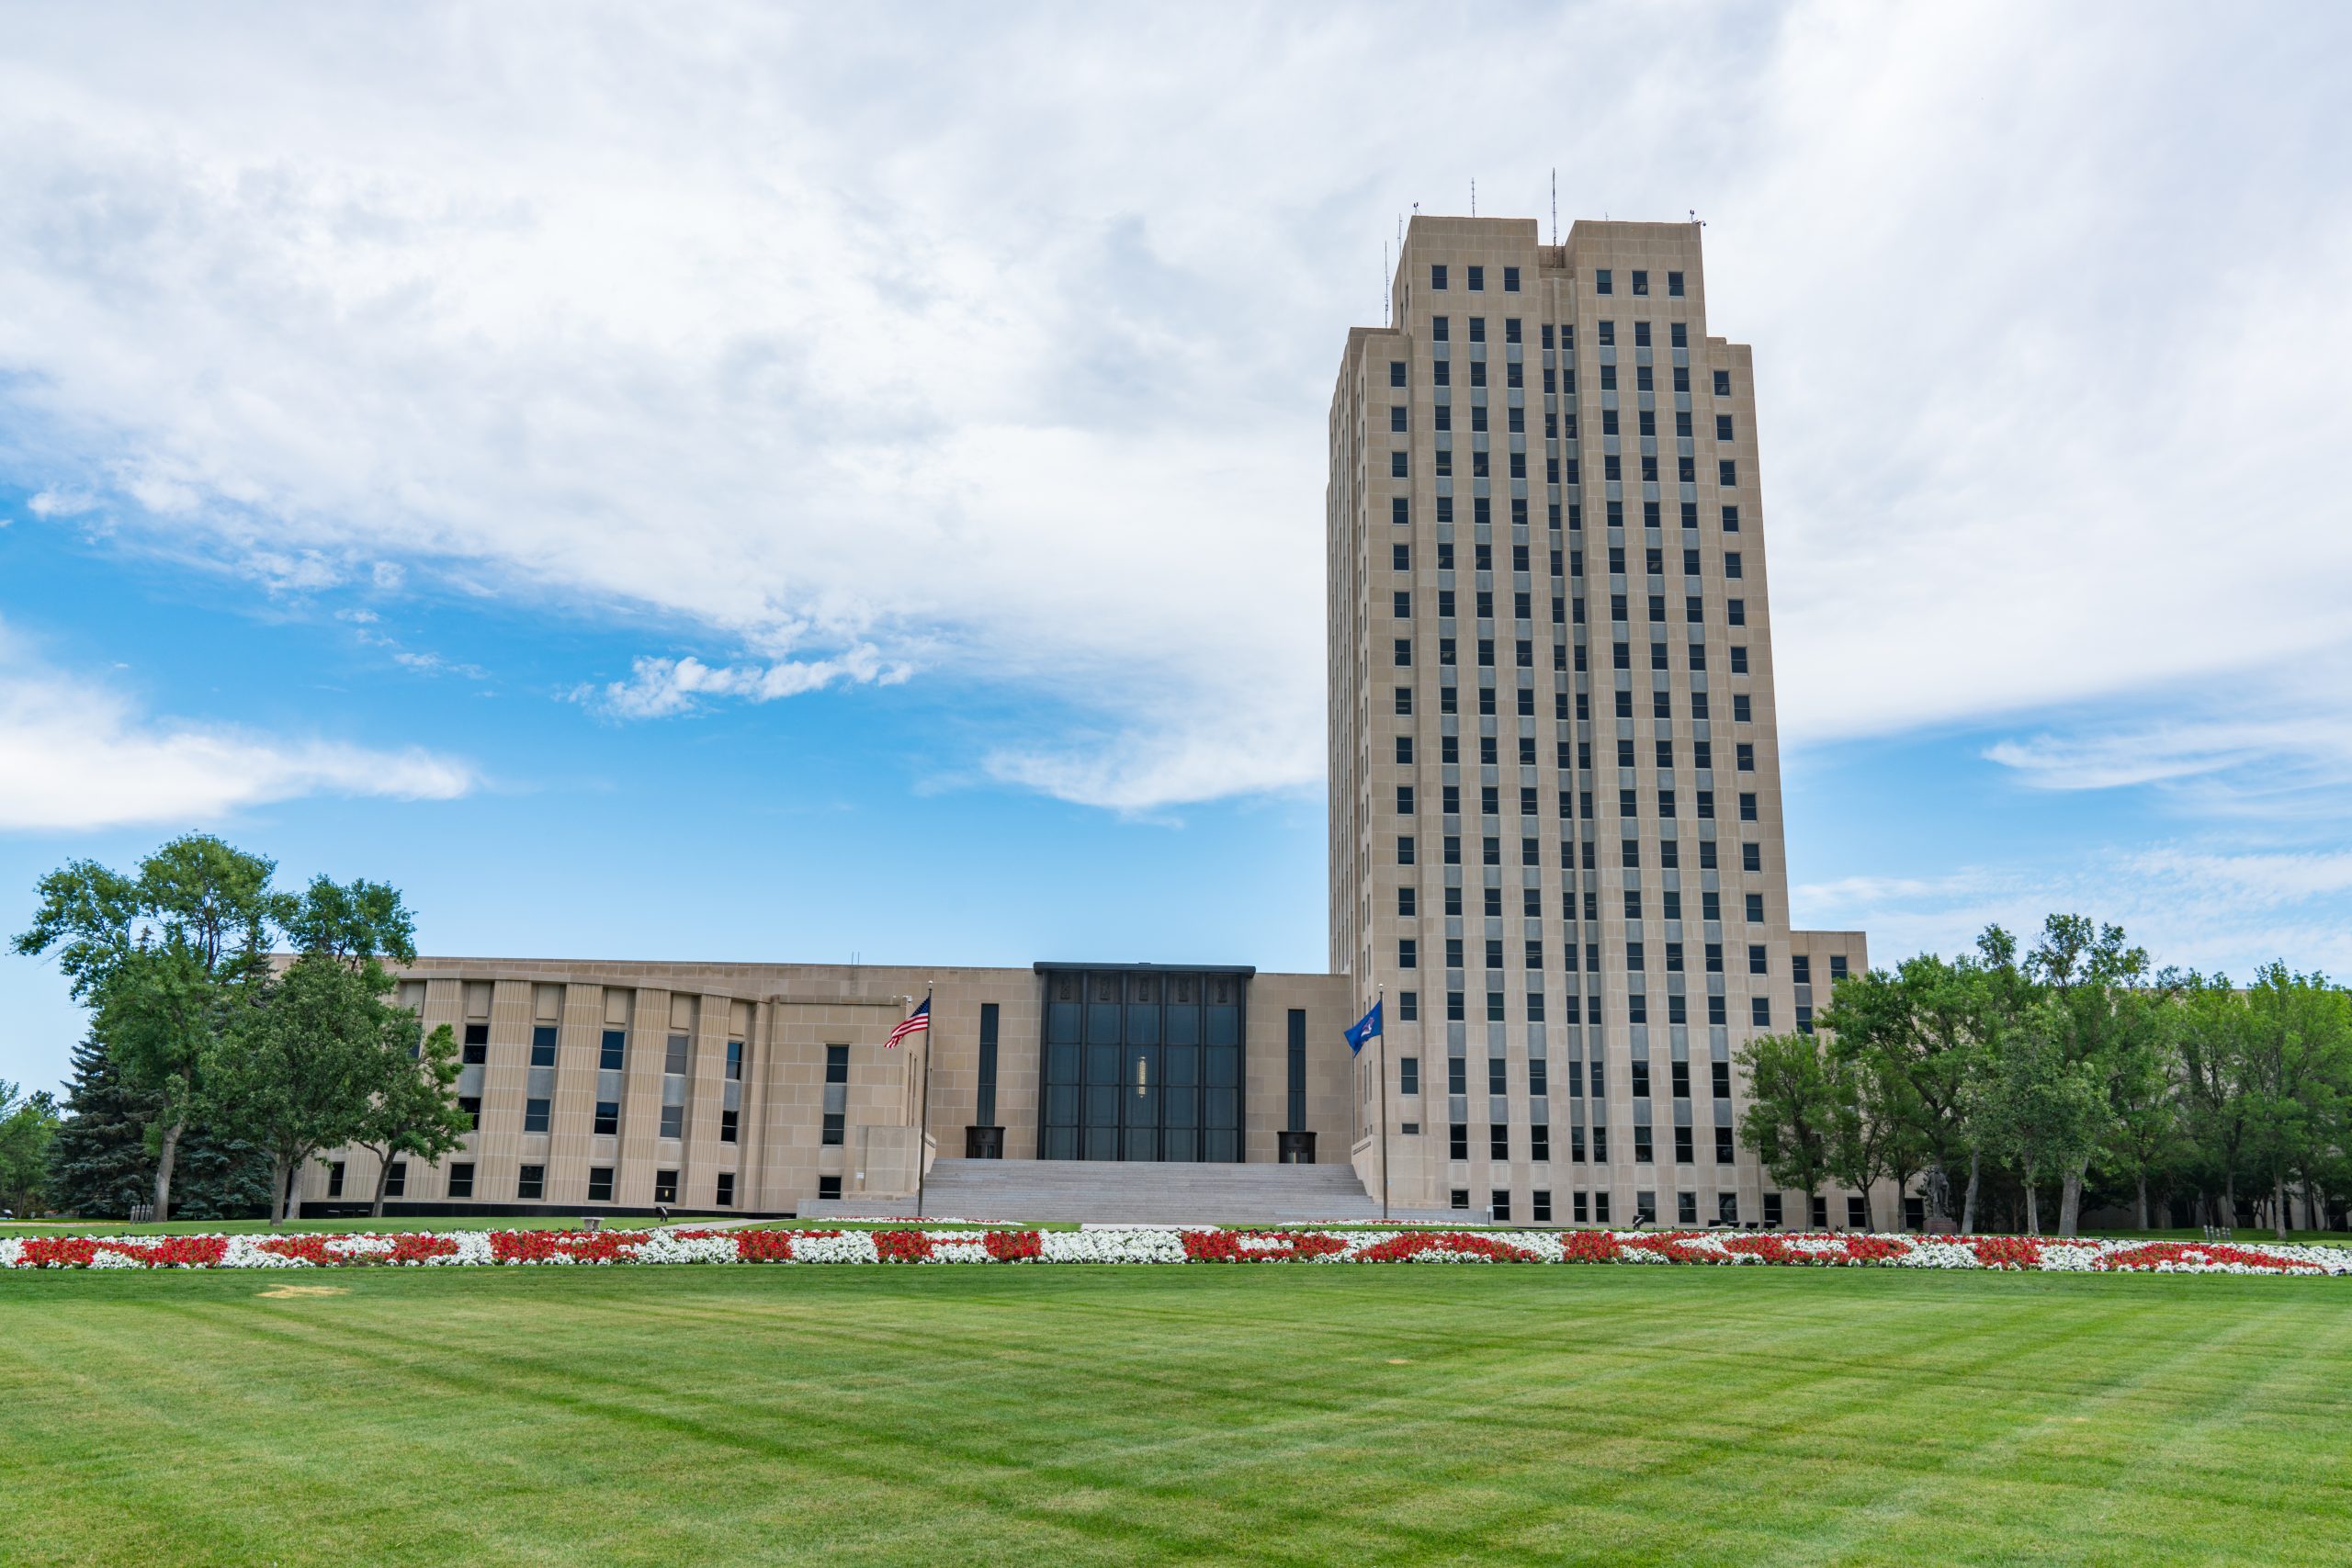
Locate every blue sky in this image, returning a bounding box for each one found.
[6,3,2352,1092]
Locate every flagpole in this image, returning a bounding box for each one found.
[914,982,935,1221]
[1377,983,1390,1223]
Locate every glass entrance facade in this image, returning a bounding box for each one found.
[1037,965,1248,1161]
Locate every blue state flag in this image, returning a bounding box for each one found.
[1343,999,1383,1056]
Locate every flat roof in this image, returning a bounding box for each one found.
[1032,962,1258,977]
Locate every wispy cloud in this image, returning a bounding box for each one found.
[0,623,475,830]
[574,649,910,720]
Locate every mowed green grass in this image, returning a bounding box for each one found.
[3,1267,2349,1566]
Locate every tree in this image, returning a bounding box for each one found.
[45,1033,157,1219]
[2102,992,2188,1230]
[2174,972,2252,1229]
[14,837,279,1218]
[2022,916,2150,1236]
[1817,953,2000,1229]
[1736,1031,1839,1224]
[356,1021,469,1217]
[2236,964,2352,1241]
[1971,1003,2107,1235]
[203,876,425,1229]
[0,1081,62,1215]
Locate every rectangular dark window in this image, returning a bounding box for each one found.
[1400,1055,1420,1095]
[588,1167,614,1202]
[599,1030,626,1071]
[977,1002,1001,1128]
[458,1096,481,1130]
[1668,271,1685,298]
[1286,1009,1308,1133]
[720,1108,739,1143]
[1503,265,1521,291]
[819,1175,843,1201]
[384,1161,406,1198]
[655,1170,679,1205]
[517,1164,544,1201]
[326,1160,345,1198]
[726,1038,744,1080]
[1450,1122,1469,1160]
[524,1097,550,1134]
[664,1033,689,1076]
[717,1172,737,1208]
[1764,1192,1783,1228]
[1491,1189,1512,1221]
[1532,1189,1552,1222]
[1431,264,1448,289]
[659,1104,684,1140]
[447,1162,474,1200]
[1595,268,1612,295]
[462,1022,489,1066]
[531,1025,559,1068]
[825,1044,849,1085]
[1466,265,1484,291]
[822,1111,845,1146]
[594,1100,618,1136]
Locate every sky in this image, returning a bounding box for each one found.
[4,2,2350,1095]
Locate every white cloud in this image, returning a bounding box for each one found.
[577,648,910,719]
[0,5,2346,807]
[0,624,475,829]
[25,489,96,518]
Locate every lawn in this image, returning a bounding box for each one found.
[3,1267,2348,1566]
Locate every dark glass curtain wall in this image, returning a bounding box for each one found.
[1038,967,1245,1161]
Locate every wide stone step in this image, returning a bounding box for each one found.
[799,1158,1384,1224]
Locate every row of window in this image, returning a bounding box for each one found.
[1398,355,1731,403]
[448,1096,741,1143]
[323,1159,730,1208]
[1392,635,1751,680]
[456,1023,746,1079]
[1452,1191,1928,1232]
[1442,1119,1736,1166]
[1401,936,1788,981]
[1384,987,1758,1027]
[1422,265,1690,300]
[1396,1054,1732,1100]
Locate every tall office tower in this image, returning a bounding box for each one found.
[1329,216,1866,1228]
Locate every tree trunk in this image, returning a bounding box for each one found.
[268,1152,291,1230]
[2134,1172,2149,1232]
[153,1112,186,1222]
[2059,1161,2085,1238]
[2025,1180,2041,1237]
[370,1150,394,1219]
[2273,1176,2288,1242]
[2225,1171,2238,1230]
[1961,1150,1980,1236]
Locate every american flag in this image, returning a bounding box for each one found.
[884,995,931,1048]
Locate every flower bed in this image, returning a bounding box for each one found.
[4,1227,2346,1275]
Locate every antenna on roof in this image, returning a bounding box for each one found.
[1551,169,1558,244]
[1383,238,1390,325]
[1470,177,1476,216]
[1690,208,1706,230]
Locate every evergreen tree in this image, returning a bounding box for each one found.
[45,1033,156,1219]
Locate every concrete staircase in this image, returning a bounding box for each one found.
[797,1158,1385,1224]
